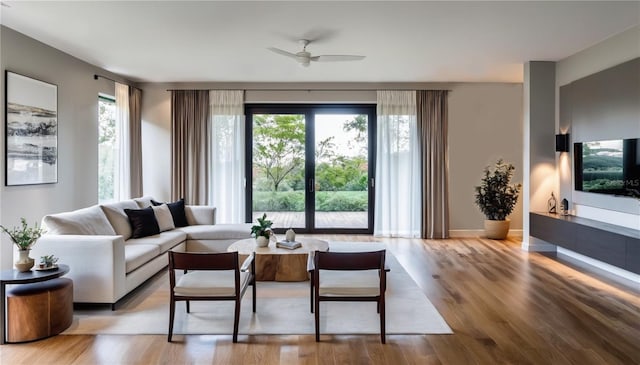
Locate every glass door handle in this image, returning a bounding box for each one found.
[309,178,314,192]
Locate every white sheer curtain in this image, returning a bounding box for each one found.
[115,82,131,200]
[375,90,421,237]
[209,90,245,223]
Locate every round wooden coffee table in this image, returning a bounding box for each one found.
[227,238,329,281]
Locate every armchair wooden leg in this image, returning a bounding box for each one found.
[380,298,386,344]
[252,276,256,313]
[310,271,314,313]
[186,300,190,313]
[168,299,175,342]
[315,298,320,342]
[233,299,241,343]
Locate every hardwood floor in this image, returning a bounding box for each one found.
[2,235,639,365]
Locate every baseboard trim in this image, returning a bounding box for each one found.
[522,236,558,252]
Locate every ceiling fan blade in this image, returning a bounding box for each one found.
[311,55,366,62]
[268,47,297,59]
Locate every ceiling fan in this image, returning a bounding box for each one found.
[268,39,365,67]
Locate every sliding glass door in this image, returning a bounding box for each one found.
[314,113,370,229]
[246,105,375,234]
[250,112,307,229]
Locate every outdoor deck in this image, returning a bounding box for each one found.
[252,211,368,229]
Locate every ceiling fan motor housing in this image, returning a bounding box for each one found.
[296,51,311,67]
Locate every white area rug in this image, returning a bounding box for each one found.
[62,242,452,335]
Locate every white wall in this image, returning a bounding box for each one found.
[448,83,524,233]
[0,26,133,270]
[557,26,640,87]
[523,62,557,251]
[140,85,172,201]
[139,82,524,233]
[556,26,640,229]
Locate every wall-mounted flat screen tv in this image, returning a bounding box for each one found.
[574,138,640,198]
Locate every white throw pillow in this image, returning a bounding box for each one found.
[43,205,116,235]
[100,200,139,240]
[152,204,175,232]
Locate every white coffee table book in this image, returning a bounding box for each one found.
[276,240,302,250]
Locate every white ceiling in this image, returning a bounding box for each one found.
[1,1,638,83]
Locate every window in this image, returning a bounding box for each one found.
[98,95,117,203]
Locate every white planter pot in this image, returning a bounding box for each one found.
[255,236,269,247]
[15,249,35,272]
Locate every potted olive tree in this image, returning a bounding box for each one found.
[474,159,522,239]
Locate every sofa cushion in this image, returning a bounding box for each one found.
[124,244,161,273]
[185,205,216,225]
[125,207,161,238]
[126,230,186,252]
[134,196,155,208]
[151,204,175,232]
[152,199,188,227]
[101,200,140,240]
[43,205,116,236]
[176,223,252,240]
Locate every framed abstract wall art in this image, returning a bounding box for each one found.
[5,71,58,185]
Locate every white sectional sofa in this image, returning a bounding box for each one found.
[31,196,252,307]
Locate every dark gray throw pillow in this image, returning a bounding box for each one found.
[151,198,189,227]
[124,207,160,238]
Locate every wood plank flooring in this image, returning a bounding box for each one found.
[1,235,639,365]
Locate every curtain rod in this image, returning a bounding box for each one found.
[94,74,140,90]
[165,88,452,92]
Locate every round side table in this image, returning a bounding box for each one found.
[0,264,70,344]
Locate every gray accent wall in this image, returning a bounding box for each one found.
[564,58,640,143]
[557,26,640,226]
[0,26,133,270]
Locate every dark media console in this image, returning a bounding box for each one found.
[530,212,640,275]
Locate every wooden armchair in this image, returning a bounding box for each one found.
[167,251,256,343]
[312,249,387,343]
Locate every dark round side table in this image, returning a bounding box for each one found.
[0,264,70,344]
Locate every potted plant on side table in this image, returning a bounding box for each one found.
[251,213,273,247]
[474,159,522,239]
[0,218,46,272]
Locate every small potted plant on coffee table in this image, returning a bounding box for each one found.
[251,213,273,247]
[39,255,59,269]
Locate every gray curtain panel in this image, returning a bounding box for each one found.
[417,90,450,239]
[129,87,143,198]
[171,90,210,205]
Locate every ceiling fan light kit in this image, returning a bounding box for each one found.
[269,39,365,67]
